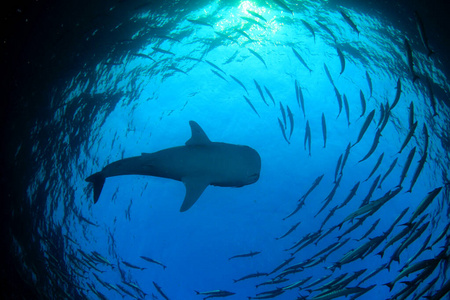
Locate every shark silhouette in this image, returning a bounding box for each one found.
[86,121,261,212]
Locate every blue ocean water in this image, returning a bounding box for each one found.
[10,0,450,299]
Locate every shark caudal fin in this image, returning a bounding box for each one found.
[86,172,105,203]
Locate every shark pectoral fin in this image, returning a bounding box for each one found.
[180,177,209,212]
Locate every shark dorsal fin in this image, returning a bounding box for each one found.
[186,121,211,146]
[180,176,209,212]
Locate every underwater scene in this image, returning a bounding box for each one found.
[4,0,450,299]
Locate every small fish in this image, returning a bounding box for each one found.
[415,11,434,57]
[234,272,268,283]
[377,103,385,128]
[295,80,306,117]
[122,261,146,270]
[286,106,294,139]
[279,102,287,129]
[292,48,312,73]
[324,63,334,87]
[340,143,351,175]
[390,78,402,110]
[235,29,254,41]
[277,118,290,144]
[131,53,155,61]
[152,47,175,56]
[404,38,419,83]
[336,46,345,74]
[378,157,398,189]
[397,147,416,188]
[379,101,390,133]
[322,113,327,148]
[333,86,343,118]
[229,251,261,260]
[409,101,415,128]
[353,109,375,147]
[338,182,360,209]
[187,18,213,27]
[315,20,337,42]
[334,154,343,183]
[305,120,311,156]
[264,86,276,105]
[254,80,268,106]
[211,69,228,82]
[343,94,350,126]
[273,0,293,15]
[301,20,316,42]
[360,89,367,117]
[140,256,167,269]
[339,10,360,35]
[243,96,260,117]
[247,10,267,22]
[359,129,382,163]
[423,124,429,153]
[406,150,427,193]
[275,221,301,240]
[398,121,418,153]
[249,49,267,68]
[365,152,384,181]
[240,17,265,29]
[366,71,373,98]
[195,290,235,299]
[205,60,226,74]
[425,76,438,116]
[153,281,170,300]
[230,75,248,94]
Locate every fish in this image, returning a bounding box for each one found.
[377,103,385,128]
[233,272,268,283]
[211,69,228,82]
[365,153,384,181]
[334,154,343,183]
[360,175,381,207]
[404,38,420,83]
[249,49,267,68]
[131,53,155,61]
[366,71,373,98]
[333,86,343,118]
[187,19,213,27]
[240,16,264,28]
[315,21,337,42]
[337,181,360,209]
[140,256,167,269]
[397,147,416,188]
[323,63,334,87]
[409,101,415,128]
[254,80,268,106]
[277,118,290,144]
[305,120,311,156]
[423,124,429,153]
[273,0,293,15]
[415,11,434,57]
[250,288,284,299]
[235,29,253,41]
[339,10,360,35]
[379,101,390,133]
[398,121,418,153]
[205,60,226,74]
[322,113,327,148]
[269,257,295,275]
[122,261,146,270]
[244,96,260,117]
[292,48,313,73]
[378,157,398,189]
[86,121,261,212]
[316,176,342,217]
[275,221,301,240]
[279,103,287,129]
[295,80,306,117]
[426,76,438,116]
[336,46,345,74]
[301,20,316,42]
[357,218,380,241]
[359,89,366,117]
[153,281,170,300]
[358,129,382,163]
[340,143,351,175]
[195,290,235,299]
[228,251,261,260]
[230,75,248,94]
[286,106,294,139]
[151,47,175,56]
[391,78,402,110]
[247,10,267,22]
[264,86,276,105]
[408,187,442,224]
[343,94,350,126]
[353,109,375,147]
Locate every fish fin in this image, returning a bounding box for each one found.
[180,177,209,212]
[86,172,105,203]
[186,121,211,146]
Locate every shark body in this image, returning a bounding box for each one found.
[86,121,261,212]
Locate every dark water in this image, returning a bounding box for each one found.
[2,0,450,299]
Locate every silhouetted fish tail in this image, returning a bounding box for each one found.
[86,172,106,203]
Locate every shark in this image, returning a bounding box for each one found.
[86,121,261,212]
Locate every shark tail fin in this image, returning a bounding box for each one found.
[86,172,105,203]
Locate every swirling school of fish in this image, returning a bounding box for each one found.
[39,0,450,299]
